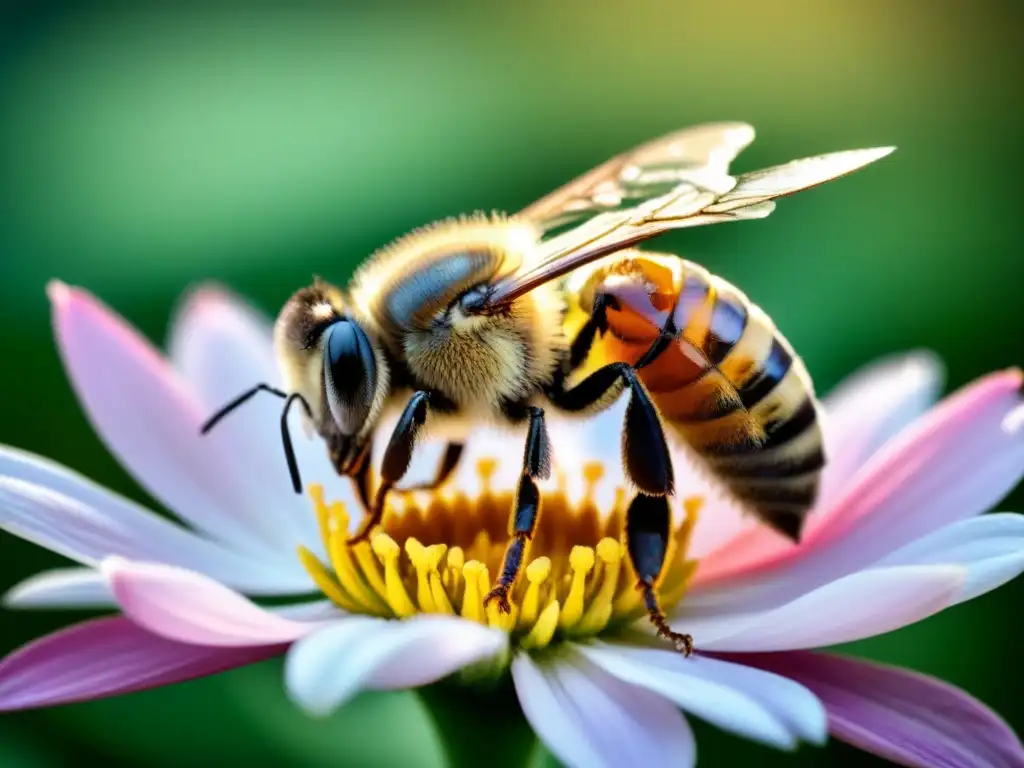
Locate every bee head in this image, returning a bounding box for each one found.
[274,281,388,471]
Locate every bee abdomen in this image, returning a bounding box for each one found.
[636,267,825,541]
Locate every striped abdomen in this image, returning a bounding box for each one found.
[577,251,825,541]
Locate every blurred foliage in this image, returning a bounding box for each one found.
[0,1,1021,766]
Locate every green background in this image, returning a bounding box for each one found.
[0,2,1021,765]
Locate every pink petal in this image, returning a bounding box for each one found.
[695,352,944,576]
[681,564,964,652]
[694,369,1024,592]
[511,650,696,768]
[818,351,945,509]
[0,617,283,711]
[285,616,506,716]
[104,558,319,646]
[736,651,1024,768]
[48,282,310,559]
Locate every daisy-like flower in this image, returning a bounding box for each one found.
[1,281,1023,768]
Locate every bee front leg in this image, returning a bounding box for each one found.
[546,362,692,655]
[347,390,432,545]
[484,406,551,614]
[392,443,464,494]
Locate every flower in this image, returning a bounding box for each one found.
[1,281,1023,768]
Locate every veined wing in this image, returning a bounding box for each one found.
[519,122,756,234]
[489,141,894,306]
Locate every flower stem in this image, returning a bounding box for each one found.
[417,677,538,768]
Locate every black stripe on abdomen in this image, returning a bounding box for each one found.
[737,337,793,409]
[703,291,748,364]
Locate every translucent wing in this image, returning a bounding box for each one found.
[520,122,757,234]
[489,132,894,306]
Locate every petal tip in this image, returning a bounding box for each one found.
[99,555,130,579]
[46,279,72,307]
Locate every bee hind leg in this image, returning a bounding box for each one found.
[484,406,551,614]
[348,390,433,545]
[627,493,693,656]
[546,362,692,654]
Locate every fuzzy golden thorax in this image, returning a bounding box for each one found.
[345,214,568,416]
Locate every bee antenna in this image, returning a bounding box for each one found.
[199,383,288,435]
[280,392,313,494]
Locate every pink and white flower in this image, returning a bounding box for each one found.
[1,281,1023,768]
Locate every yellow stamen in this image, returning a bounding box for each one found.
[297,546,362,614]
[521,600,560,650]
[559,546,596,630]
[574,538,624,635]
[299,474,700,651]
[370,534,417,617]
[308,484,331,548]
[460,561,487,624]
[518,557,551,628]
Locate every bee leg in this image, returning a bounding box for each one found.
[348,391,431,545]
[484,406,551,614]
[546,364,691,652]
[567,292,617,371]
[392,443,464,493]
[626,493,693,656]
[546,362,673,496]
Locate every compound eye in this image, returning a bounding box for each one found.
[457,284,490,314]
[322,319,377,436]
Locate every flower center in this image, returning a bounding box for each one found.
[298,459,700,650]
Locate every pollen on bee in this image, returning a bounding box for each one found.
[297,460,702,650]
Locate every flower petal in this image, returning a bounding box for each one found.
[0,457,311,594]
[4,567,113,609]
[576,641,826,750]
[49,282,311,558]
[819,351,945,508]
[285,616,506,716]
[0,617,283,712]
[738,651,1024,768]
[692,369,1024,599]
[877,513,1024,604]
[511,649,696,768]
[167,285,341,553]
[680,564,964,652]
[104,558,319,646]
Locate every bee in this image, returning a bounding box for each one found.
[201,123,893,654]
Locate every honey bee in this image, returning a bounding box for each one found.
[201,123,893,654]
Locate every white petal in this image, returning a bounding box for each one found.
[0,461,311,595]
[685,564,965,652]
[3,568,113,609]
[49,283,316,560]
[168,286,345,553]
[103,558,320,646]
[511,649,696,768]
[271,600,346,622]
[877,513,1024,604]
[577,642,826,750]
[818,351,944,509]
[285,616,506,716]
